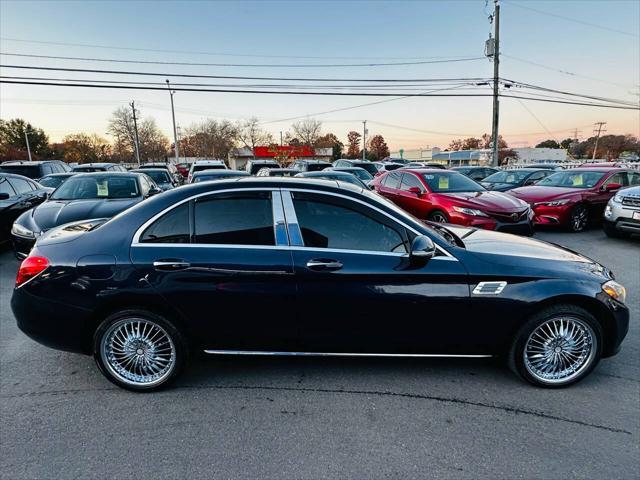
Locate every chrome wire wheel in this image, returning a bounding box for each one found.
[523,316,597,385]
[100,318,176,388]
[570,205,588,232]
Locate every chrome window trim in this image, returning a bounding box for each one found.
[271,190,289,246]
[132,187,280,246]
[281,188,456,260]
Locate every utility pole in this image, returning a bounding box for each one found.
[280,131,283,146]
[592,122,607,160]
[130,101,141,167]
[362,120,367,161]
[24,130,32,161]
[489,0,500,167]
[166,79,179,164]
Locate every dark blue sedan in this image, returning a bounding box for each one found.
[11,178,629,391]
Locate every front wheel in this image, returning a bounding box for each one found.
[603,220,626,238]
[94,310,187,392]
[508,304,602,388]
[568,204,588,232]
[428,210,449,223]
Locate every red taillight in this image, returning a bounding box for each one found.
[16,256,49,288]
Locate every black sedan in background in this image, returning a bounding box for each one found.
[37,172,77,190]
[480,168,553,192]
[11,178,628,391]
[131,168,178,191]
[451,166,500,181]
[11,172,160,258]
[1,173,50,244]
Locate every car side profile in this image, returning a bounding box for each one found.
[509,168,640,232]
[371,169,534,235]
[12,178,628,391]
[0,173,50,244]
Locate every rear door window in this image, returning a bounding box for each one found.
[7,177,35,194]
[400,173,423,191]
[0,178,17,197]
[194,191,275,245]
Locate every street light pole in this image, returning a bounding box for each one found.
[490,0,501,167]
[166,79,180,164]
[24,130,32,161]
[362,120,367,161]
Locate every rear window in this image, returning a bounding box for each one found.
[306,163,331,172]
[193,164,225,172]
[0,165,41,178]
[73,166,107,172]
[250,163,279,174]
[140,203,190,243]
[351,162,379,175]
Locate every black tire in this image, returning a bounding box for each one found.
[603,220,626,238]
[93,309,188,392]
[567,204,589,232]
[428,210,449,223]
[508,304,602,388]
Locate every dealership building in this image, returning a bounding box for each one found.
[228,146,333,170]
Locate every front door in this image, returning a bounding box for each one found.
[283,189,471,354]
[130,189,297,351]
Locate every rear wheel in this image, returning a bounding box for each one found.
[508,304,602,388]
[94,310,187,392]
[428,210,449,223]
[568,204,588,232]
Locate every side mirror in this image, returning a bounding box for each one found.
[408,186,423,196]
[410,235,436,262]
[0,192,10,200]
[603,183,622,191]
[148,187,162,196]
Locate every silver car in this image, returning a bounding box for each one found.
[603,185,640,238]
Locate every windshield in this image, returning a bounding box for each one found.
[39,176,69,188]
[193,172,243,182]
[270,170,296,177]
[536,171,606,189]
[73,167,107,172]
[250,163,279,174]
[348,169,373,181]
[306,163,331,172]
[141,170,171,184]
[352,162,379,175]
[51,176,140,200]
[483,170,532,184]
[421,172,485,193]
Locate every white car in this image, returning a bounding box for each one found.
[187,160,228,183]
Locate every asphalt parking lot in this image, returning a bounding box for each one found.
[0,228,638,480]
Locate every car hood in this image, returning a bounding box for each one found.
[480,182,518,192]
[27,198,142,231]
[443,225,608,276]
[437,191,528,211]
[509,186,580,203]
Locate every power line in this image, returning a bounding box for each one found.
[515,98,561,144]
[504,1,639,38]
[1,78,637,110]
[502,54,639,91]
[0,51,487,68]
[0,36,474,61]
[0,63,489,83]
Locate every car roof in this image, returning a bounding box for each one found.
[329,166,365,171]
[301,170,354,177]
[298,159,331,163]
[41,172,77,177]
[75,162,115,167]
[0,172,41,180]
[192,160,225,164]
[559,167,629,172]
[248,160,280,164]
[395,168,453,174]
[65,171,140,177]
[2,160,62,165]
[131,168,169,173]
[452,165,491,169]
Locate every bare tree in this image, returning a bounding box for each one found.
[237,117,273,152]
[182,119,238,159]
[107,106,168,162]
[292,118,322,146]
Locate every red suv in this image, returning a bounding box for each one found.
[508,167,639,232]
[371,169,534,235]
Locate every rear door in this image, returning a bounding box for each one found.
[283,189,471,354]
[130,188,297,351]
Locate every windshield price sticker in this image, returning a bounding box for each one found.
[97,180,109,196]
[439,176,450,189]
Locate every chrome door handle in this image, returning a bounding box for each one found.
[153,260,191,271]
[306,259,343,271]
